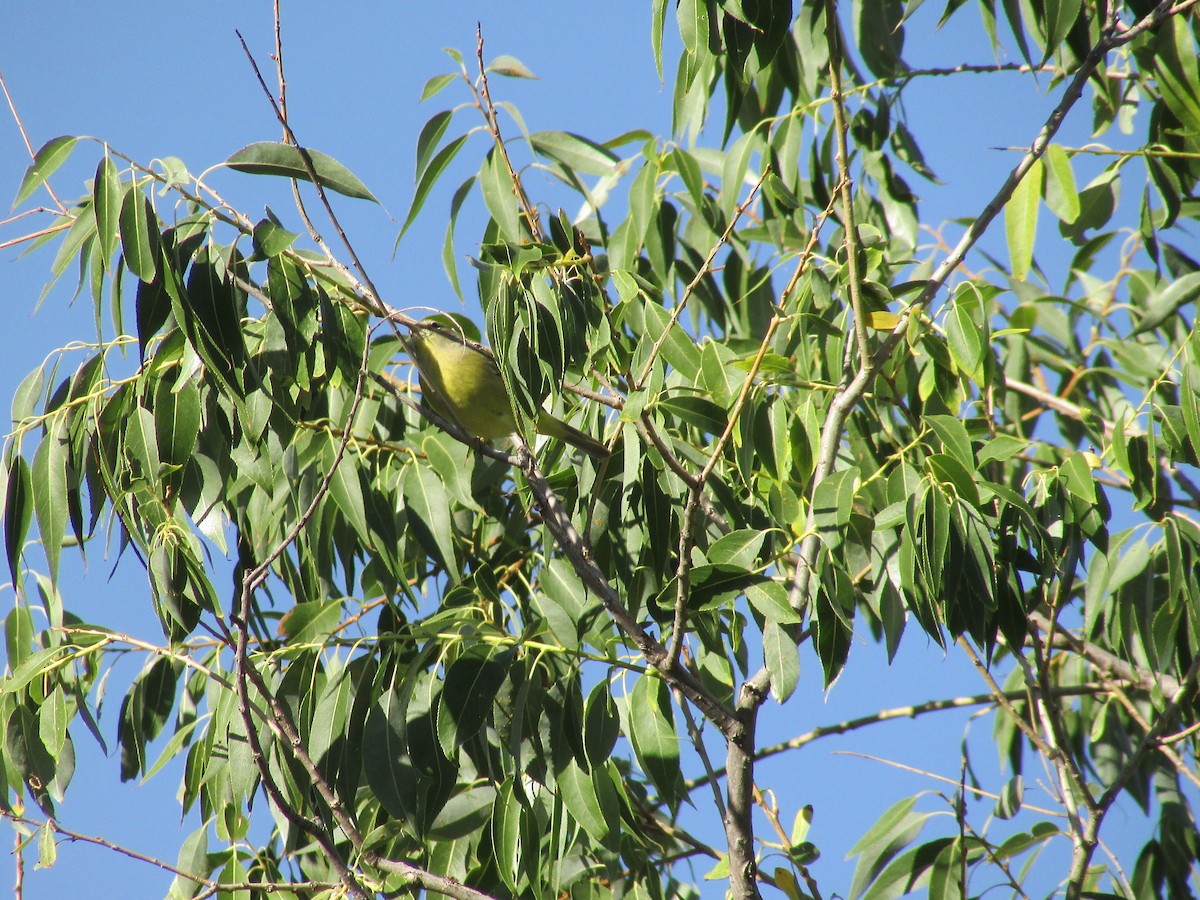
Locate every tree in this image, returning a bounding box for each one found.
[3,0,1200,897]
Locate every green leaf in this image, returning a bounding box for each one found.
[1042,144,1079,225]
[31,419,69,583]
[428,786,496,840]
[746,581,804,625]
[4,606,34,673]
[126,405,161,485]
[153,377,201,469]
[812,467,858,531]
[14,135,79,207]
[441,175,476,298]
[583,682,620,767]
[492,779,524,892]
[677,0,710,58]
[926,454,981,508]
[92,155,122,267]
[1041,0,1081,62]
[422,434,482,513]
[1130,271,1200,336]
[362,688,412,821]
[119,186,160,282]
[1154,16,1200,136]
[1059,451,1097,504]
[436,646,511,759]
[2,645,69,697]
[707,528,767,568]
[925,415,974,468]
[4,455,33,585]
[945,300,985,385]
[415,110,456,185]
[327,442,369,544]
[849,796,933,900]
[628,674,681,806]
[536,558,589,650]
[320,289,366,384]
[225,142,380,202]
[994,775,1023,819]
[531,131,620,177]
[652,0,668,80]
[643,299,702,379]
[399,133,468,241]
[1061,166,1119,240]
[402,462,458,580]
[557,760,611,842]
[487,54,537,79]
[855,0,906,78]
[168,824,210,899]
[1005,156,1042,281]
[764,619,800,702]
[117,656,181,781]
[251,217,298,258]
[480,147,521,241]
[6,707,56,815]
[420,72,458,103]
[181,248,248,382]
[278,599,343,646]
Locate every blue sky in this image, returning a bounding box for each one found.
[0,2,1159,897]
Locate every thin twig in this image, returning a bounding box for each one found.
[634,169,769,390]
[0,69,67,212]
[474,24,540,239]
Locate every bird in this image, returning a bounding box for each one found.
[407,319,610,459]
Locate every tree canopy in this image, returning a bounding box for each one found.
[3,1,1200,899]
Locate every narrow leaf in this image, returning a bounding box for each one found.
[399,134,468,241]
[628,675,681,805]
[1005,156,1042,281]
[14,136,79,207]
[225,142,380,203]
[92,155,122,267]
[31,421,69,583]
[119,187,160,282]
[1042,144,1079,224]
[4,456,33,585]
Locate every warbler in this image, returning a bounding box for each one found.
[407,320,610,459]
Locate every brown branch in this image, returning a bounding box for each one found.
[752,784,823,900]
[231,309,375,899]
[1031,611,1183,697]
[234,30,388,320]
[364,856,502,900]
[684,683,1104,795]
[633,168,768,390]
[0,69,67,213]
[514,444,742,737]
[474,24,540,239]
[822,0,871,371]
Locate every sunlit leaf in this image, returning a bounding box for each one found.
[1005,156,1042,281]
[226,142,380,202]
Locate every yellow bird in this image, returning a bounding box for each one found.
[407,320,609,459]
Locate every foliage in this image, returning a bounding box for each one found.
[3,2,1200,899]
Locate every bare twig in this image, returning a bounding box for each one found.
[474,25,540,239]
[234,30,388,318]
[515,444,741,736]
[684,683,1106,793]
[364,856,502,900]
[0,69,67,212]
[634,169,769,390]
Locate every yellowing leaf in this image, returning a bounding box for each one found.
[774,866,801,900]
[865,310,900,330]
